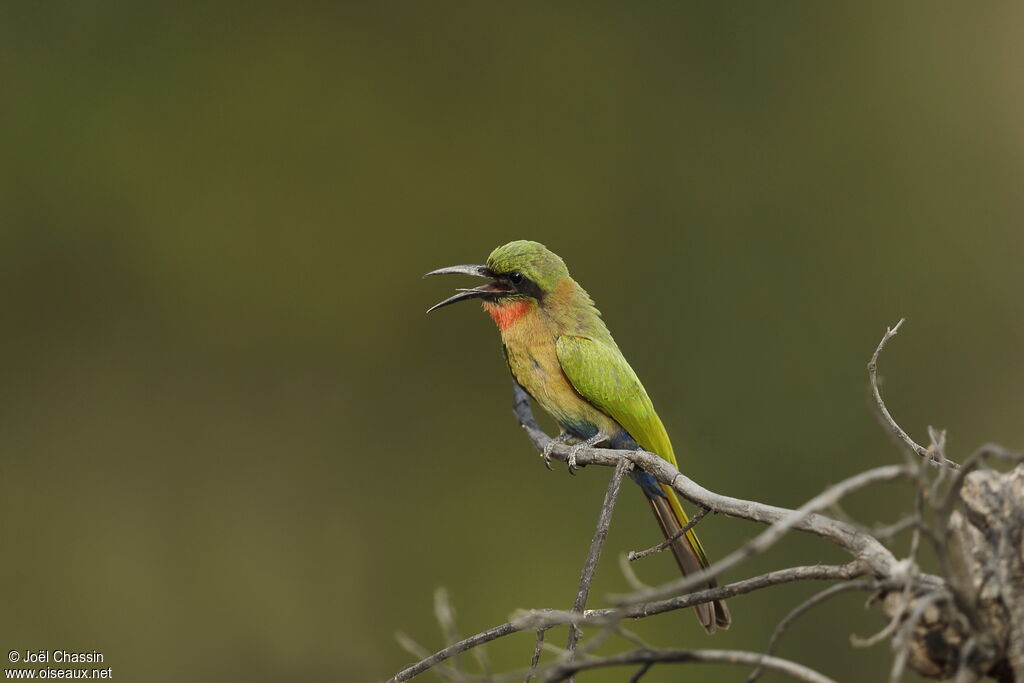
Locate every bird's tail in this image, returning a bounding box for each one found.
[646,483,732,633]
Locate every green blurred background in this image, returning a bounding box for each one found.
[2,3,1022,682]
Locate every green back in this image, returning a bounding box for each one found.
[556,334,708,564]
[555,335,676,466]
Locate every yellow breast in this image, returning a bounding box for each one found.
[486,300,619,437]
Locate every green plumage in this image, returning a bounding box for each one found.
[555,334,710,567]
[428,239,730,632]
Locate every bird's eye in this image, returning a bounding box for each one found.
[508,271,523,284]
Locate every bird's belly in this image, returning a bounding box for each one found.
[504,340,620,439]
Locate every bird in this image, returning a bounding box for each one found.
[424,239,731,633]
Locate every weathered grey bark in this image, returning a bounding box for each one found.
[881,465,1024,681]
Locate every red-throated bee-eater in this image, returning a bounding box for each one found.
[425,240,731,632]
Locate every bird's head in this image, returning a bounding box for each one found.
[424,240,568,314]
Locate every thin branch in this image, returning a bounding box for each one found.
[872,514,920,541]
[618,553,650,591]
[516,562,875,628]
[513,383,906,582]
[524,629,547,683]
[389,563,871,682]
[536,648,838,683]
[889,590,951,683]
[395,631,461,683]
[955,637,980,683]
[390,623,519,682]
[745,580,877,682]
[908,490,923,562]
[628,506,710,562]
[627,662,652,683]
[851,605,902,649]
[613,465,914,605]
[613,624,654,651]
[434,588,465,680]
[867,319,959,469]
[564,458,631,673]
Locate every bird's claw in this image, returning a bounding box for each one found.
[541,433,573,471]
[540,444,555,471]
[567,447,581,475]
[566,434,604,475]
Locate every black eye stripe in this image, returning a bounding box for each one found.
[500,271,544,300]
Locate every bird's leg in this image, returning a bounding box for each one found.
[567,433,607,475]
[541,432,575,471]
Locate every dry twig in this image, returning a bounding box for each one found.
[627,506,710,562]
[537,648,838,683]
[564,458,631,676]
[867,318,959,469]
[745,580,878,682]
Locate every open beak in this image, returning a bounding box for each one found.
[423,264,515,313]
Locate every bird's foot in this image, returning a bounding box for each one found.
[567,446,582,475]
[541,433,574,470]
[567,434,606,476]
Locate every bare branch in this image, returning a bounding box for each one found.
[564,458,631,673]
[395,632,432,662]
[955,638,981,683]
[627,506,710,562]
[867,319,959,469]
[627,662,652,683]
[872,514,920,541]
[433,588,465,680]
[395,631,461,683]
[613,465,915,605]
[851,610,901,649]
[515,563,875,630]
[746,580,877,682]
[390,563,870,682]
[524,628,547,683]
[514,383,905,581]
[617,553,649,591]
[536,648,838,683]
[888,590,951,683]
[852,559,921,653]
[390,623,518,683]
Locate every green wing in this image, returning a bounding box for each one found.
[555,335,677,466]
[556,335,710,569]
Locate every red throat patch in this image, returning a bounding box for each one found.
[482,300,531,330]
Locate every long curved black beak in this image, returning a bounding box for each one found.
[423,264,514,313]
